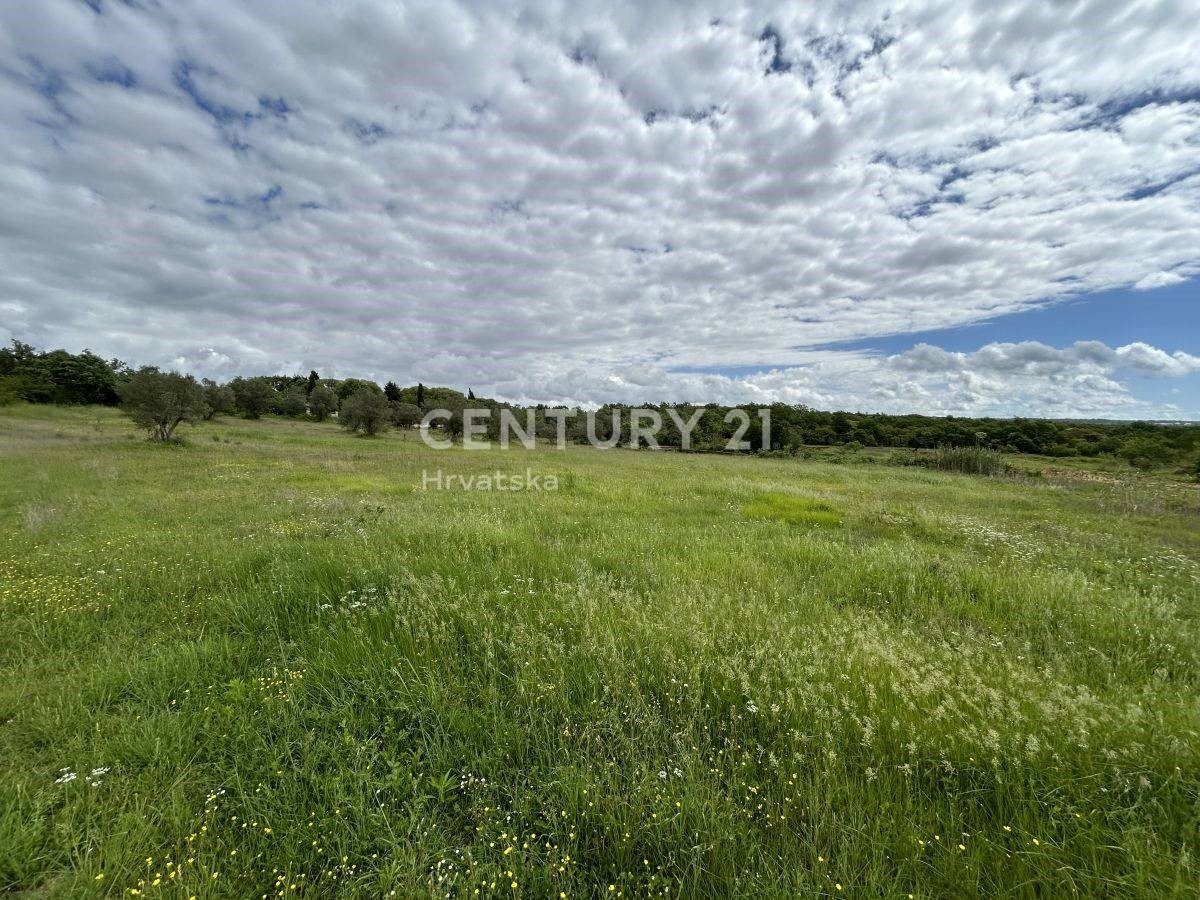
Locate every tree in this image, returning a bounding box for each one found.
[340,388,391,435]
[273,384,308,417]
[0,342,122,405]
[201,379,235,419]
[117,367,206,441]
[441,403,466,439]
[42,349,121,404]
[335,378,382,401]
[467,388,476,400]
[305,370,320,396]
[229,376,274,418]
[384,381,402,403]
[308,383,338,421]
[1118,434,1174,467]
[416,382,425,408]
[391,401,422,427]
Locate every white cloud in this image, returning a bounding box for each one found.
[1133,271,1187,291]
[1,0,1198,417]
[463,339,1196,418]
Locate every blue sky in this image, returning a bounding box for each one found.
[823,279,1200,418]
[673,279,1200,418]
[1,1,1199,418]
[821,279,1199,357]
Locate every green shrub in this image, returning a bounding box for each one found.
[228,376,274,418]
[308,383,338,421]
[885,449,923,467]
[273,384,308,417]
[340,388,391,435]
[0,375,24,406]
[390,401,423,427]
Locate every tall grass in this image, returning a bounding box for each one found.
[0,404,1197,897]
[927,445,1015,476]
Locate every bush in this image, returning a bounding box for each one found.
[229,377,274,418]
[340,388,391,435]
[390,401,423,427]
[927,446,1013,477]
[308,383,338,421]
[273,385,308,417]
[0,341,122,405]
[1117,435,1174,466]
[885,449,923,467]
[0,375,24,406]
[117,367,206,441]
[201,379,235,419]
[335,378,382,401]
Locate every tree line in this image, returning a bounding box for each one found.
[2,340,1197,473]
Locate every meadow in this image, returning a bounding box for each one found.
[1,403,1198,897]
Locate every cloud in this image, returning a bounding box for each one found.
[890,340,1200,380]
[1,1,1198,418]
[461,339,1195,419]
[1133,271,1187,291]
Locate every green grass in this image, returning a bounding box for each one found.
[741,493,842,528]
[1,404,1198,897]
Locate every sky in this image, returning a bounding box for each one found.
[1,0,1199,419]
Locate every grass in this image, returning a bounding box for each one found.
[1,403,1198,897]
[741,493,842,528]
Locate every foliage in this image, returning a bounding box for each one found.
[926,446,1015,477]
[0,376,22,406]
[200,379,235,420]
[334,378,382,401]
[390,401,423,427]
[116,367,206,441]
[0,340,123,405]
[228,376,274,419]
[272,384,308,417]
[307,383,338,421]
[339,388,391,435]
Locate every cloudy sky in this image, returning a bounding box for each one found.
[2,0,1199,418]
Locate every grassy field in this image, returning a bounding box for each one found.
[1,404,1198,897]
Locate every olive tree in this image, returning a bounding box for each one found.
[118,367,206,442]
[390,401,423,427]
[229,376,273,418]
[273,384,308,417]
[340,388,391,435]
[201,378,235,420]
[308,383,338,421]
